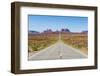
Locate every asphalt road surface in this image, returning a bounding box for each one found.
[29,40,87,60]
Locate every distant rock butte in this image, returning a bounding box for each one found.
[43,28,70,33]
[29,29,87,35]
[29,31,40,35]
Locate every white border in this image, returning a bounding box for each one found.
[20,7,95,70]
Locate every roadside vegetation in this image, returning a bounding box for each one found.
[61,34,88,54]
[28,32,88,55]
[28,34,58,52]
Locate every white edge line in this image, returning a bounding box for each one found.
[63,43,88,57]
[29,42,58,59]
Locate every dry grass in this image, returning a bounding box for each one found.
[28,33,58,52]
[28,32,88,55]
[61,33,88,54]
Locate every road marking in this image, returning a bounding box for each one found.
[62,42,88,57]
[29,40,87,60]
[29,42,58,59]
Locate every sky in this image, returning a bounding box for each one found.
[28,15,88,32]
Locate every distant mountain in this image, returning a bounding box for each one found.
[28,31,40,35]
[43,29,53,33]
[82,30,88,33]
[43,28,70,33]
[61,28,70,32]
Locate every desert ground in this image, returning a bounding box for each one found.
[28,31,88,60]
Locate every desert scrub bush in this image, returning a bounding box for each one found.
[28,34,59,52]
[61,35,88,52]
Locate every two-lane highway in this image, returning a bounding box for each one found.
[29,40,87,60]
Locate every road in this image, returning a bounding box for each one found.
[29,40,87,60]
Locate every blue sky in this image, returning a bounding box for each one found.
[28,15,88,32]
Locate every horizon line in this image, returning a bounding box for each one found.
[29,29,88,33]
